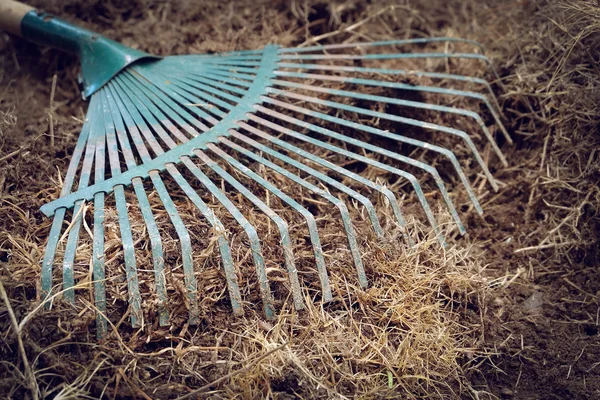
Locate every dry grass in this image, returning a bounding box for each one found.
[1,0,599,399]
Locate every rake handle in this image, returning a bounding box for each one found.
[0,0,157,97]
[0,0,33,36]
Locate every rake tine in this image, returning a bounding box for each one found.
[193,150,305,311]
[208,143,334,303]
[123,71,215,132]
[106,84,169,326]
[177,157,276,319]
[250,106,447,246]
[278,62,504,115]
[100,90,143,329]
[273,72,504,181]
[222,134,368,289]
[264,90,466,234]
[285,37,485,52]
[232,124,384,238]
[238,119,409,241]
[91,96,108,334]
[41,100,94,304]
[61,95,103,303]
[112,80,244,318]
[109,85,203,323]
[260,95,485,216]
[262,97,490,211]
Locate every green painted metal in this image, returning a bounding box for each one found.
[37,35,511,333]
[20,11,158,98]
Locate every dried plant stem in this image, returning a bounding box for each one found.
[0,280,39,400]
[175,342,288,400]
[48,74,57,147]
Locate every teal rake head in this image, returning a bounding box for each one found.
[4,4,510,335]
[38,38,511,335]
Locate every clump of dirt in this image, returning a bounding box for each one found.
[0,0,599,399]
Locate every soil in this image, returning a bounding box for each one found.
[1,0,599,399]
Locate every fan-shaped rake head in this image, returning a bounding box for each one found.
[40,38,509,336]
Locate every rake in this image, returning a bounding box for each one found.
[1,1,510,335]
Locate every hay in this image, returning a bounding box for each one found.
[1,0,599,398]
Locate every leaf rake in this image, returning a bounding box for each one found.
[1,1,510,335]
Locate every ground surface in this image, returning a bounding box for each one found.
[1,0,599,399]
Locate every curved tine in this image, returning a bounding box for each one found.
[107,83,169,326]
[193,149,305,311]
[265,89,493,208]
[113,76,197,145]
[263,96,494,208]
[42,105,92,304]
[258,98,487,215]
[113,80,243,319]
[234,122,384,238]
[110,83,204,323]
[249,106,447,247]
[207,142,334,302]
[168,72,249,96]
[260,93,467,234]
[223,132,368,288]
[272,79,508,169]
[101,89,143,328]
[279,51,492,64]
[149,170,204,322]
[273,72,501,187]
[135,69,232,118]
[275,63,504,117]
[282,38,486,53]
[176,66,258,82]
[163,165,244,318]
[242,113,412,246]
[178,156,275,319]
[160,73,245,104]
[119,73,214,134]
[62,95,103,303]
[92,95,108,334]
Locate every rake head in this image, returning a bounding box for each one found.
[40,38,510,335]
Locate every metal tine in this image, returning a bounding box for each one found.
[105,85,169,326]
[267,84,493,205]
[272,78,508,170]
[125,70,217,132]
[100,89,145,328]
[193,149,305,311]
[160,73,247,104]
[280,38,487,53]
[160,72,473,233]
[279,51,493,64]
[169,72,251,96]
[276,63,504,116]
[249,106,448,246]
[273,71,506,175]
[279,38,506,93]
[61,95,102,303]
[41,103,93,304]
[237,115,413,245]
[112,77,249,318]
[233,123,384,238]
[121,72,289,316]
[110,80,205,323]
[91,95,108,335]
[276,64,510,145]
[207,143,334,302]
[262,91,468,234]
[176,158,276,318]
[222,131,368,289]
[260,94,487,213]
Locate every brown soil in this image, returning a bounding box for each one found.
[1,0,599,399]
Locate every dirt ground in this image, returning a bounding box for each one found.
[1,0,599,399]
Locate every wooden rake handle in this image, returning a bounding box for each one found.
[0,0,34,36]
